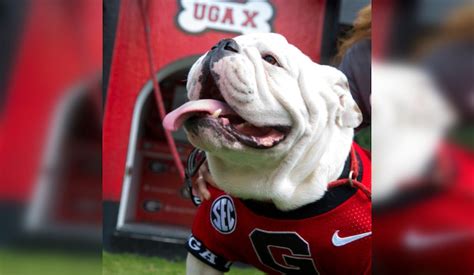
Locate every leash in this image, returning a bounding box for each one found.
[327,146,371,199]
[139,0,185,180]
[185,146,371,206]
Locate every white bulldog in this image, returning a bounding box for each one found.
[163,33,363,274]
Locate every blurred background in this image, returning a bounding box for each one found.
[0,0,472,274]
[372,0,473,274]
[0,0,101,274]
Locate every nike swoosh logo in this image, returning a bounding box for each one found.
[332,230,372,247]
[404,229,474,250]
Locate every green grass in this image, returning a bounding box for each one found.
[102,252,263,275]
[0,249,101,275]
[0,249,262,275]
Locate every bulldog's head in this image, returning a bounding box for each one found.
[164,33,362,210]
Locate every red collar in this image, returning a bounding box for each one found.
[328,146,371,199]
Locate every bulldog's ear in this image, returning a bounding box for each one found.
[325,67,363,128]
[337,91,363,128]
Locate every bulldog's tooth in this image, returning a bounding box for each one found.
[211,109,222,118]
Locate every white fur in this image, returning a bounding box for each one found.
[186,254,223,275]
[186,33,361,210]
[185,33,362,273]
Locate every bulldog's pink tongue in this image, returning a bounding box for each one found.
[163,99,235,131]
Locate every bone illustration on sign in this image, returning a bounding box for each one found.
[177,0,274,34]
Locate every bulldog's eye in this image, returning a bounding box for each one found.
[262,54,280,66]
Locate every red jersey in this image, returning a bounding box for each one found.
[186,143,372,274]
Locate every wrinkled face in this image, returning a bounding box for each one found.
[186,34,299,154]
[164,33,361,162]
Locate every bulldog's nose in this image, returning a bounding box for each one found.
[212,38,240,53]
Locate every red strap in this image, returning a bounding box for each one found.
[327,146,371,199]
[139,0,185,180]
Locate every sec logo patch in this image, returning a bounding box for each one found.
[211,195,237,234]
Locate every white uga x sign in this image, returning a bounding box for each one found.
[177,0,274,34]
